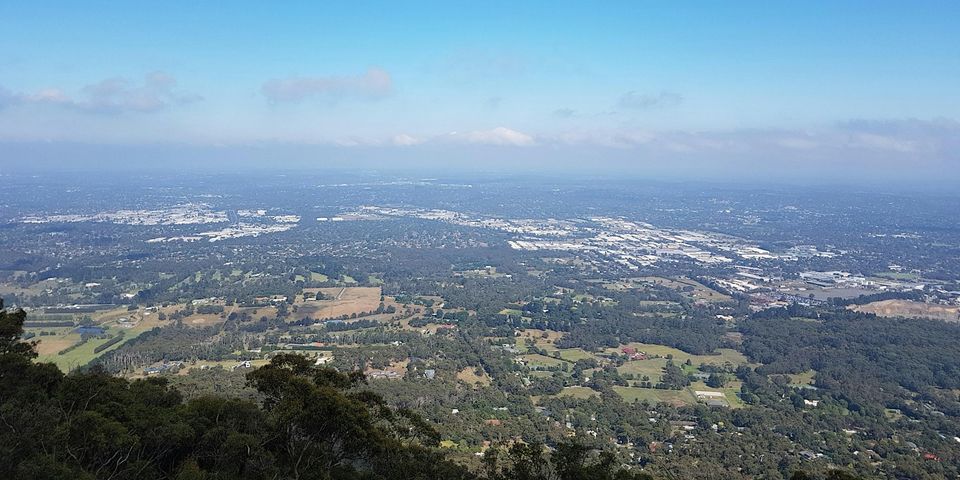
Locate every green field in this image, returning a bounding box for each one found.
[520,353,566,368]
[613,386,694,406]
[515,338,601,367]
[617,358,668,381]
[37,326,145,371]
[552,348,595,362]
[785,370,817,386]
[611,342,748,367]
[689,380,746,408]
[38,334,117,371]
[535,345,598,363]
[32,309,165,372]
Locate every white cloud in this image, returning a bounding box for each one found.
[208,119,956,159]
[261,67,393,103]
[23,88,71,105]
[76,72,201,113]
[447,127,536,146]
[318,129,533,148]
[538,118,960,160]
[391,134,422,146]
[0,72,200,114]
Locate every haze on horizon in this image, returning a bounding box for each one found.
[0,1,958,185]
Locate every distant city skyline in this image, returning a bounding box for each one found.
[0,1,958,183]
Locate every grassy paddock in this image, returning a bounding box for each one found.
[613,386,694,406]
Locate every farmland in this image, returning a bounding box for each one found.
[30,307,166,371]
[456,366,492,386]
[297,286,383,320]
[613,386,695,406]
[851,299,960,322]
[608,342,748,367]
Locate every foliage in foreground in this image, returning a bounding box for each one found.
[0,300,656,480]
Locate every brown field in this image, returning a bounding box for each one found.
[243,306,279,319]
[182,315,225,327]
[851,300,960,322]
[178,359,271,375]
[0,278,64,297]
[366,359,408,376]
[457,367,492,386]
[34,336,78,356]
[298,287,382,320]
[151,303,230,327]
[30,309,168,371]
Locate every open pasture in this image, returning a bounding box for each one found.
[519,353,566,369]
[617,358,669,381]
[297,287,382,320]
[609,342,748,367]
[29,307,166,371]
[457,367,492,386]
[613,386,694,406]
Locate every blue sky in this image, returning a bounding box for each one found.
[0,1,958,181]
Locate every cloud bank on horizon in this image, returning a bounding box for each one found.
[0,2,957,182]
